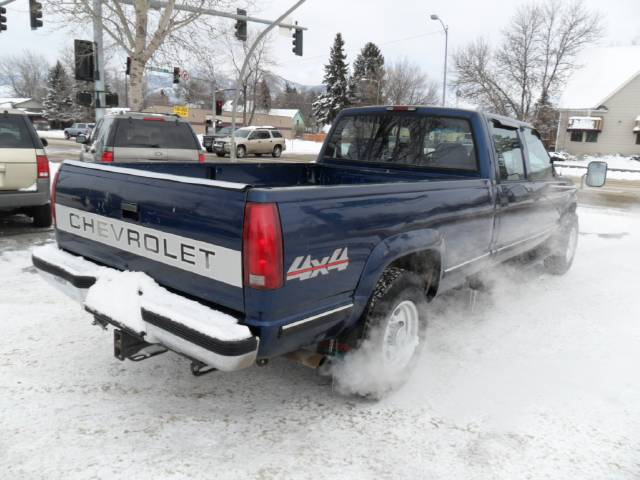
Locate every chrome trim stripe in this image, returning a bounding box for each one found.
[494,228,554,253]
[282,304,354,331]
[444,252,491,273]
[63,160,248,190]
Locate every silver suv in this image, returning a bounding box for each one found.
[0,110,51,227]
[78,112,204,163]
[213,127,286,158]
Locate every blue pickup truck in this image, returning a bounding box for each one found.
[33,106,606,394]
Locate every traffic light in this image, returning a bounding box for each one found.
[29,0,43,30]
[0,7,6,33]
[292,28,303,56]
[126,57,131,75]
[173,67,180,84]
[235,8,247,41]
[0,7,7,33]
[76,91,93,107]
[74,39,96,82]
[215,100,223,116]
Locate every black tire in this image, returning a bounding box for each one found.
[272,145,282,158]
[255,153,263,157]
[32,203,52,228]
[543,213,579,275]
[64,132,70,140]
[206,147,213,153]
[334,267,427,398]
[216,153,225,158]
[236,145,246,159]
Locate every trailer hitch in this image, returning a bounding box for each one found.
[190,360,217,377]
[113,329,167,362]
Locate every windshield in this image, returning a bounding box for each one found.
[113,119,198,149]
[0,116,34,148]
[324,113,478,171]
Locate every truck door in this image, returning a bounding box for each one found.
[491,122,538,256]
[521,128,563,232]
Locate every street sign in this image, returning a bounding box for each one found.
[180,70,190,82]
[173,105,189,118]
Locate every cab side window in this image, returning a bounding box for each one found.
[492,125,525,181]
[522,128,553,180]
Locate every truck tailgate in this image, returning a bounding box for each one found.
[54,161,247,312]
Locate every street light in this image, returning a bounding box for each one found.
[430,13,448,107]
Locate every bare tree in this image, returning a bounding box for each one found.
[0,51,49,101]
[51,0,237,111]
[223,33,274,125]
[384,58,440,105]
[453,0,602,123]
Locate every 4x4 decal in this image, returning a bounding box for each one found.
[287,248,349,281]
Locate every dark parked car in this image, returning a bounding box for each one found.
[33,106,607,395]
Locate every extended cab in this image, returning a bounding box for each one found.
[32,106,605,394]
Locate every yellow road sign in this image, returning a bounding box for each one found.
[172,105,189,118]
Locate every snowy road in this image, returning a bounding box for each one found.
[1,206,639,479]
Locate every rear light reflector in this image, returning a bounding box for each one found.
[36,155,49,178]
[102,151,114,163]
[243,202,284,290]
[51,168,61,225]
[198,152,206,163]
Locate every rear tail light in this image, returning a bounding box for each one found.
[102,150,114,163]
[51,167,61,225]
[243,202,284,290]
[36,155,49,178]
[198,152,206,163]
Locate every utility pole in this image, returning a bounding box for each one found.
[230,0,307,161]
[93,0,106,121]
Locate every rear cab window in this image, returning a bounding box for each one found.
[323,112,478,172]
[0,116,37,148]
[112,118,199,149]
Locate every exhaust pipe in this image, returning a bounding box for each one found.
[285,349,326,369]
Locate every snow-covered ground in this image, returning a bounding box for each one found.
[284,138,322,156]
[39,129,67,139]
[1,205,639,479]
[555,154,640,181]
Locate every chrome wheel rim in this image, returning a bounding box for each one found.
[381,300,420,371]
[566,224,578,263]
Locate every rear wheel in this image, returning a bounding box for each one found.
[216,152,225,158]
[236,145,246,159]
[543,214,579,275]
[272,145,282,158]
[333,267,427,398]
[32,203,52,228]
[64,132,70,140]
[206,147,213,153]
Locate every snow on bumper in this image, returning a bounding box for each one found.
[31,244,258,371]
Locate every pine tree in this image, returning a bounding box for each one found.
[350,42,385,106]
[43,61,74,129]
[312,33,351,125]
[257,78,272,112]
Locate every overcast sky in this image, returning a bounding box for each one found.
[1,0,639,88]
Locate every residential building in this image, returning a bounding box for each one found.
[555,46,640,156]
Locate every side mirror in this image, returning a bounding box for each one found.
[76,134,87,144]
[549,152,564,163]
[584,161,607,188]
[40,137,48,147]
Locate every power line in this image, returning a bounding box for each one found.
[279,29,443,65]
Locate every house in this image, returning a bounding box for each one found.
[144,103,306,138]
[555,46,640,156]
